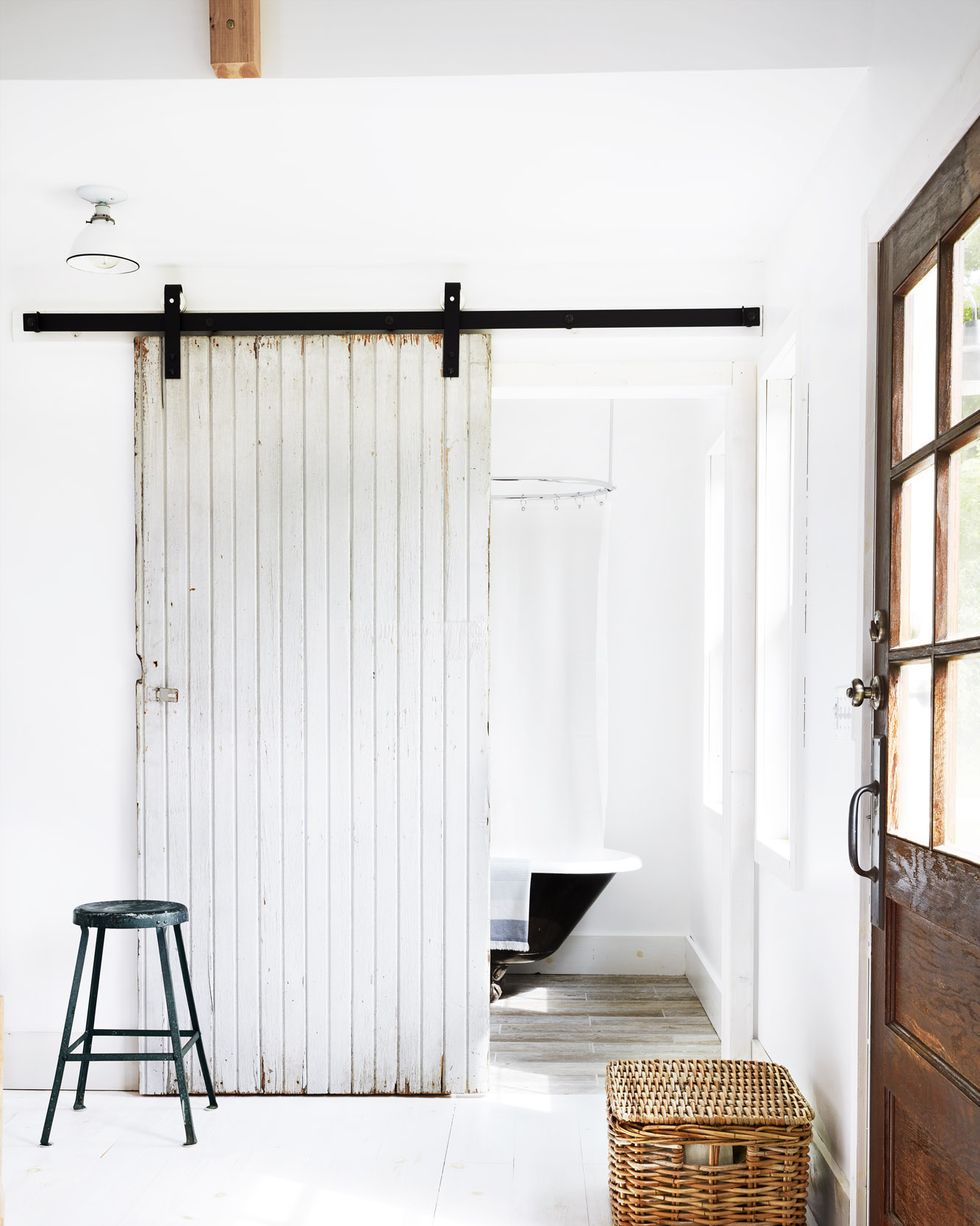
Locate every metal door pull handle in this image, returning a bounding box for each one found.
[848,781,879,881]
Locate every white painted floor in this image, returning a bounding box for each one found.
[3,978,721,1225]
[3,1087,611,1226]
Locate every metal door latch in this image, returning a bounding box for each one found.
[151,687,179,703]
[846,675,885,710]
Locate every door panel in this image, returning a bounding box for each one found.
[890,902,979,1087]
[871,115,980,1226]
[136,333,491,1095]
[889,1096,980,1225]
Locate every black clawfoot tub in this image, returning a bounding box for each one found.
[490,849,641,998]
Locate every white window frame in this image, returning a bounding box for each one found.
[754,340,808,884]
[703,435,726,814]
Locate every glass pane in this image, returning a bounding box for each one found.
[899,263,938,458]
[887,660,933,846]
[892,461,935,646]
[936,654,980,863]
[951,215,980,425]
[945,436,980,639]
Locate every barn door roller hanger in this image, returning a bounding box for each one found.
[25,282,763,380]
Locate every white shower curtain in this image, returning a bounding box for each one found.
[489,496,609,859]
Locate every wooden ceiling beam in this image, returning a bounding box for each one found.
[210,0,261,78]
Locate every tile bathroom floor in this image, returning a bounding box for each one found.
[491,973,720,1094]
[3,976,718,1226]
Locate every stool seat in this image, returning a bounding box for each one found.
[73,900,188,929]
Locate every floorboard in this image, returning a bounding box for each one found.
[490,973,720,1094]
[4,975,719,1226]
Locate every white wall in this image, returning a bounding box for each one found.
[0,339,140,1088]
[492,397,723,974]
[757,6,980,1225]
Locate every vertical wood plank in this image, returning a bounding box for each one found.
[186,338,215,1096]
[326,336,353,1093]
[374,337,400,1093]
[443,336,470,1094]
[397,337,424,1093]
[233,337,261,1093]
[350,337,377,1093]
[163,340,192,1094]
[209,337,238,1092]
[136,338,168,1093]
[420,338,446,1093]
[303,336,329,1094]
[280,337,307,1091]
[257,336,284,1092]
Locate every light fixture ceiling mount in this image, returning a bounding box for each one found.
[66,184,139,274]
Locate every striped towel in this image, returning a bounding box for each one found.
[490,857,532,952]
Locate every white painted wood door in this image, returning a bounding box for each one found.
[135,333,491,1094]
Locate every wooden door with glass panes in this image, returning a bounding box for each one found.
[864,117,980,1226]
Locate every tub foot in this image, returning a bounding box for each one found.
[490,963,508,1003]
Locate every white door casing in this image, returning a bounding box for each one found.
[136,333,491,1094]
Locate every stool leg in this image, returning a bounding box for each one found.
[73,927,105,1110]
[173,924,218,1109]
[157,926,196,1146]
[40,926,89,1145]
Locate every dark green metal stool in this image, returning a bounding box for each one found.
[41,900,217,1147]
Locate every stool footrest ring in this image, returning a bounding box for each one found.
[66,1028,200,1059]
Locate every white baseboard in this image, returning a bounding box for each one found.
[509,933,686,975]
[808,1127,851,1226]
[3,1031,137,1091]
[684,937,722,1034]
[750,1039,850,1226]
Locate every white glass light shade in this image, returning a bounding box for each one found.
[66,215,139,274]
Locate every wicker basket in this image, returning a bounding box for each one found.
[606,1059,813,1226]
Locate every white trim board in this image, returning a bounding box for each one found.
[684,936,722,1035]
[719,361,757,1059]
[508,934,686,976]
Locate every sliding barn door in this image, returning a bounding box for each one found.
[135,333,491,1095]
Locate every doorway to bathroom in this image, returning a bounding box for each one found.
[487,360,757,1087]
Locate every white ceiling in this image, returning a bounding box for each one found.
[0,69,866,273]
[0,1,874,80]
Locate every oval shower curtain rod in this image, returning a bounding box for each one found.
[491,476,615,502]
[23,281,762,381]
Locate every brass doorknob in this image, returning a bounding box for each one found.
[846,676,885,710]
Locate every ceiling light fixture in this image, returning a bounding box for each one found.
[66,185,139,274]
